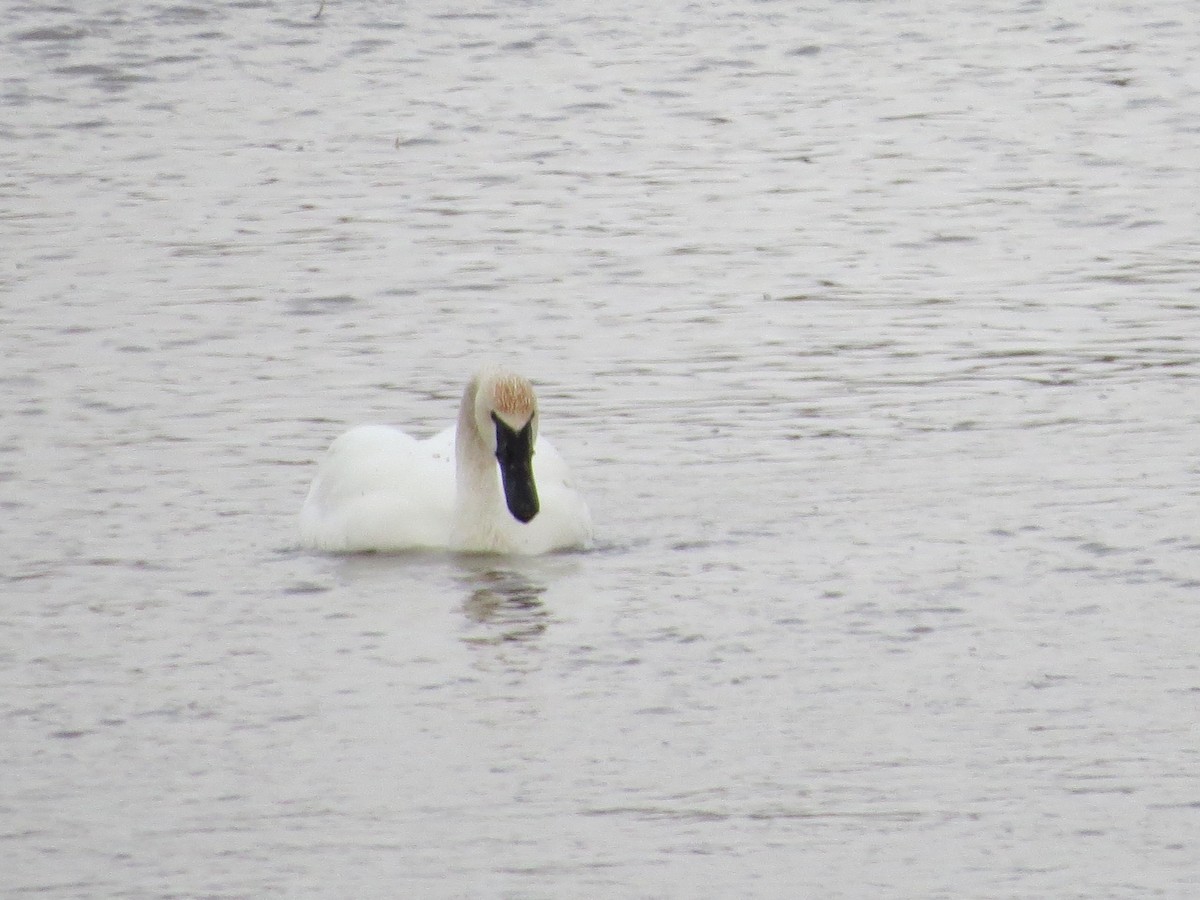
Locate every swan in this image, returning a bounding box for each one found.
[299,367,593,554]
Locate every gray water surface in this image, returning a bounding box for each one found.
[3,1,1199,897]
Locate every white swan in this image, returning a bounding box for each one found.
[299,367,593,555]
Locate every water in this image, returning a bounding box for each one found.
[3,1,1199,896]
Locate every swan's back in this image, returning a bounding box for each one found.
[299,424,456,552]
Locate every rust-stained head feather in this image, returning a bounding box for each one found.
[488,372,537,421]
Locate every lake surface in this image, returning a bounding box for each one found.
[3,1,1199,896]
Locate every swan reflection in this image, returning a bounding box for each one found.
[459,567,549,644]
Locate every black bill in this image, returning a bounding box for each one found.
[492,412,539,523]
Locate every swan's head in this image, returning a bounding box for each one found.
[474,370,540,524]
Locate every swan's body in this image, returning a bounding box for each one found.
[299,368,592,555]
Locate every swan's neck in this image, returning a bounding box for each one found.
[452,379,503,550]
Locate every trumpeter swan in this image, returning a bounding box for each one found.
[299,368,593,554]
